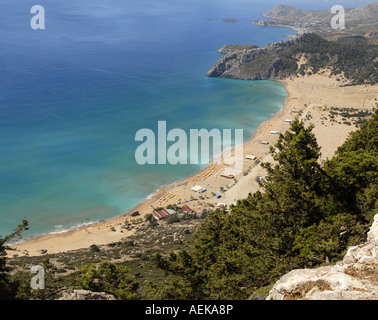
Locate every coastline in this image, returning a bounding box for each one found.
[8,82,288,256]
[6,19,304,258]
[9,71,378,257]
[251,17,306,36]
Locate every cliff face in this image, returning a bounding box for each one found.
[206,34,306,80]
[267,214,378,300]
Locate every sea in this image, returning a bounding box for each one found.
[0,0,354,239]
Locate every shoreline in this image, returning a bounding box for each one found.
[8,81,289,256]
[6,19,302,257]
[251,17,306,36]
[9,71,378,257]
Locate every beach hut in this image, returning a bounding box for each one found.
[191,185,206,193]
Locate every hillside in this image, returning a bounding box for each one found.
[207,33,378,85]
[146,109,378,300]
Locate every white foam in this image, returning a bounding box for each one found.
[49,221,96,235]
[8,221,99,246]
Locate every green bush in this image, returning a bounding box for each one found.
[149,110,377,299]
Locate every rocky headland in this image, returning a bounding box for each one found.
[207,33,378,85]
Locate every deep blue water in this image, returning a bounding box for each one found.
[0,0,333,238]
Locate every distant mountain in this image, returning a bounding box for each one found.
[263,4,313,19]
[253,2,378,40]
[346,2,378,25]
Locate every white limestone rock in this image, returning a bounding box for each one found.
[267,214,378,300]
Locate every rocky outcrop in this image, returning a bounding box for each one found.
[207,33,310,80]
[59,289,116,300]
[217,44,259,54]
[267,214,378,300]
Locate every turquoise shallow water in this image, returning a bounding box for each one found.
[0,0,293,238]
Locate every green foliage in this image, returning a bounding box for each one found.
[145,213,158,226]
[325,108,378,224]
[240,33,378,85]
[11,255,61,300]
[0,219,28,300]
[287,34,378,85]
[76,261,139,300]
[150,110,377,299]
[166,215,180,224]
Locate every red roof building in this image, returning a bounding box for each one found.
[152,209,176,220]
[181,205,193,213]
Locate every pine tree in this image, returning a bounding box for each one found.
[0,219,28,299]
[149,113,377,299]
[76,261,139,300]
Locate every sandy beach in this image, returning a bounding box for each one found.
[10,71,378,257]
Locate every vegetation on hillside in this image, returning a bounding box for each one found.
[148,108,377,299]
[209,33,378,85]
[294,34,378,85]
[0,220,28,299]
